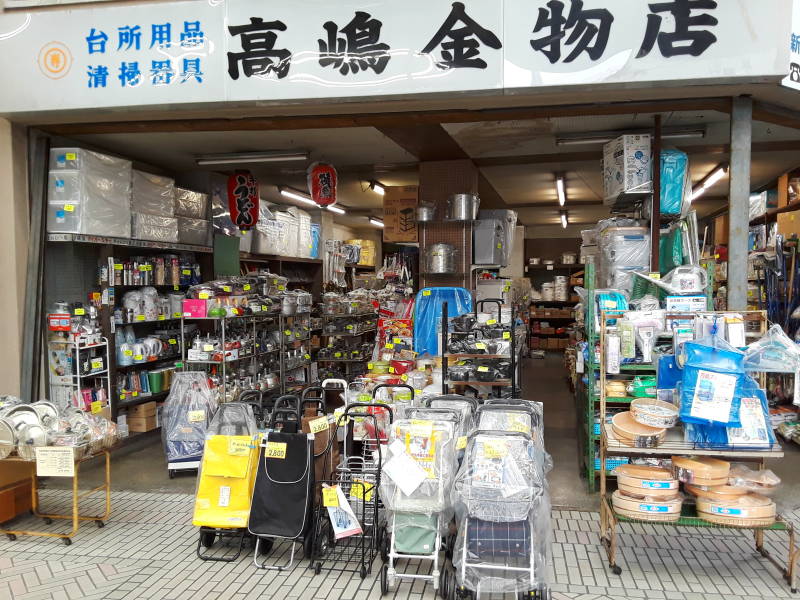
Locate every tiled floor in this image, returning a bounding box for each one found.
[1,489,798,600]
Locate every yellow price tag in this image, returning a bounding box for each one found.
[65,152,77,160]
[486,319,497,325]
[496,243,502,249]
[503,331,511,340]
[134,354,143,361]
[400,374,408,382]
[423,290,431,296]
[228,438,251,456]
[187,410,205,423]
[114,264,123,271]
[265,441,287,459]
[244,284,251,291]
[333,407,348,426]
[222,286,231,292]
[284,330,292,336]
[368,363,374,370]
[477,366,489,373]
[140,265,152,272]
[173,312,182,319]
[456,436,467,450]
[131,390,139,397]
[483,440,507,459]
[649,273,661,280]
[124,349,133,357]
[74,308,85,316]
[158,314,166,321]
[203,344,214,352]
[475,342,486,350]
[168,339,177,345]
[508,415,530,434]
[334,352,342,358]
[350,479,374,502]
[64,204,75,212]
[304,353,311,360]
[136,315,146,321]
[91,400,103,414]
[90,359,103,370]
[385,343,394,350]
[322,486,339,507]
[394,337,402,344]
[174,285,179,291]
[120,393,126,400]
[182,269,191,275]
[277,285,286,291]
[309,416,329,434]
[198,292,210,300]
[389,366,395,373]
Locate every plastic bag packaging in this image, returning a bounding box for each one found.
[598,226,650,292]
[451,431,550,594]
[659,150,689,215]
[424,395,477,439]
[162,372,218,462]
[679,335,746,427]
[659,226,684,274]
[476,401,552,474]
[310,223,321,259]
[132,213,178,243]
[177,217,210,246]
[131,170,175,216]
[728,464,781,495]
[175,187,209,219]
[743,324,800,373]
[413,287,473,357]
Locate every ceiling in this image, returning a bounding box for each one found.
[68,107,800,234]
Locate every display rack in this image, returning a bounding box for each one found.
[316,311,378,379]
[595,310,798,591]
[47,335,111,411]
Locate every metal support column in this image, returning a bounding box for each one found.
[651,115,662,271]
[728,96,753,310]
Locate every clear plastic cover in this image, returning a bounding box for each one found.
[728,464,781,495]
[131,170,175,216]
[132,213,179,243]
[206,402,257,437]
[744,324,800,373]
[451,431,551,593]
[175,187,209,219]
[274,210,299,257]
[177,217,210,246]
[288,207,312,258]
[162,372,218,462]
[425,396,476,438]
[476,402,552,474]
[413,287,473,357]
[598,226,650,292]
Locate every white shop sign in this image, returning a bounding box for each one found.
[0,0,790,115]
[783,0,800,90]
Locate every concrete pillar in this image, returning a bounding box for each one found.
[0,119,29,396]
[727,97,753,311]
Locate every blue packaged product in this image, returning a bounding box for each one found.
[660,150,689,215]
[413,287,472,357]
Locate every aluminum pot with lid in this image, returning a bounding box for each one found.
[0,417,16,459]
[417,203,436,222]
[425,243,458,274]
[446,193,480,221]
[16,423,48,460]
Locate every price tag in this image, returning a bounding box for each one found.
[182,269,191,275]
[508,415,531,434]
[649,273,661,280]
[322,486,339,507]
[114,264,123,271]
[284,330,292,336]
[261,305,269,312]
[400,374,408,382]
[168,339,177,345]
[222,286,231,292]
[35,447,75,477]
[64,204,75,212]
[265,441,287,459]
[333,407,348,426]
[173,312,182,319]
[120,393,126,400]
[385,343,394,349]
[228,438,251,456]
[198,292,210,300]
[496,243,502,249]
[124,349,133,356]
[74,308,85,316]
[131,391,139,397]
[477,366,489,373]
[174,285,179,291]
[136,315,146,321]
[456,436,467,450]
[483,440,507,459]
[203,344,214,352]
[334,352,342,358]
[475,343,486,350]
[367,363,374,370]
[158,314,166,321]
[309,416,329,434]
[423,290,431,296]
[140,265,152,272]
[350,479,374,502]
[188,409,205,423]
[90,358,103,370]
[65,152,77,160]
[91,400,103,414]
[486,319,497,325]
[277,285,286,291]
[389,366,395,373]
[346,324,354,330]
[244,284,251,291]
[503,332,511,340]
[304,353,311,360]
[394,337,403,344]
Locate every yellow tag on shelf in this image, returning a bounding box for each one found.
[322,486,339,507]
[475,342,486,350]
[120,393,126,400]
[187,410,205,423]
[74,308,85,316]
[131,391,139,397]
[158,314,165,321]
[244,284,251,291]
[228,438,251,456]
[285,330,292,336]
[140,265,152,272]
[508,415,531,434]
[477,366,489,373]
[503,331,511,340]
[91,401,103,414]
[174,285,179,291]
[309,416,329,434]
[203,344,214,352]
[351,480,374,502]
[304,353,311,360]
[278,285,286,291]
[400,374,408,382]
[367,363,374,370]
[134,354,143,361]
[182,269,191,276]
[483,440,507,459]
[114,264,123,271]
[486,319,497,325]
[265,441,287,459]
[333,407,348,426]
[456,436,467,450]
[64,204,75,212]
[90,359,103,370]
[346,325,354,330]
[173,312,182,319]
[496,243,502,249]
[124,349,133,356]
[423,290,431,296]
[65,152,77,160]
[168,339,177,345]
[136,315,146,321]
[385,343,394,349]
[389,366,395,373]
[394,337,402,344]
[649,273,661,280]
[334,352,342,358]
[198,292,210,300]
[222,286,231,292]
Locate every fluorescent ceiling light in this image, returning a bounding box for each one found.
[279,186,317,206]
[689,164,728,203]
[560,211,568,229]
[369,180,386,195]
[327,205,346,215]
[555,128,706,147]
[556,175,566,206]
[369,218,384,228]
[195,151,309,166]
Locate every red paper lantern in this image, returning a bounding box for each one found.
[307,162,337,207]
[227,171,259,230]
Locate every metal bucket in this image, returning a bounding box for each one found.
[417,203,436,222]
[425,243,457,274]
[446,194,480,221]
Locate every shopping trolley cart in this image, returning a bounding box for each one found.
[379,415,458,595]
[448,430,551,599]
[193,403,259,562]
[248,428,315,572]
[476,402,552,475]
[271,395,301,433]
[309,403,393,578]
[300,386,339,498]
[424,395,478,439]
[163,372,218,478]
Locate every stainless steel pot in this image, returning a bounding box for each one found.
[446,193,480,221]
[425,243,458,274]
[417,203,436,222]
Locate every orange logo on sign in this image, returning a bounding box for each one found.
[38,42,72,80]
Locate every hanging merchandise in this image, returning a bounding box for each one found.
[413,287,472,357]
[633,266,707,296]
[659,226,684,275]
[657,149,690,216]
[226,171,259,231]
[425,243,458,274]
[743,324,800,373]
[307,162,338,207]
[446,193,480,221]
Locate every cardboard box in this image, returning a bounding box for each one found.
[603,134,652,202]
[383,186,418,243]
[129,401,157,417]
[665,295,707,313]
[182,298,208,319]
[714,214,729,245]
[127,415,158,432]
[778,211,800,238]
[0,480,33,524]
[0,461,34,489]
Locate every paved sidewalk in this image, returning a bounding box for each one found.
[0,490,797,600]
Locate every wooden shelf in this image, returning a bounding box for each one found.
[445,379,512,386]
[749,198,800,226]
[240,252,322,265]
[47,233,212,253]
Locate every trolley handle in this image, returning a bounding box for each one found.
[468,428,533,441]
[300,398,325,416]
[371,383,413,411]
[476,403,537,417]
[423,395,479,411]
[270,408,299,428]
[404,407,460,421]
[274,394,300,417]
[238,389,262,405]
[301,385,325,402]
[343,402,394,423]
[475,298,504,320]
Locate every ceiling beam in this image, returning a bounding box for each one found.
[375,124,468,161]
[753,100,800,131]
[42,98,732,136]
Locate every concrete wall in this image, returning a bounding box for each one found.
[0,119,29,396]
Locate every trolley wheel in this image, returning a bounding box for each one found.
[6,534,16,541]
[444,533,455,560]
[62,537,71,546]
[257,537,274,555]
[168,470,175,479]
[438,567,448,598]
[199,531,216,548]
[314,562,322,576]
[611,565,622,576]
[95,520,105,529]
[380,564,389,595]
[43,517,53,525]
[303,526,315,559]
[360,564,368,579]
[380,531,390,563]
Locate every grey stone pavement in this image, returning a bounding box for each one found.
[1,489,798,600]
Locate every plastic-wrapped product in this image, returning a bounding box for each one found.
[174,187,209,219]
[413,287,473,357]
[598,227,650,292]
[749,192,767,222]
[659,150,689,216]
[310,223,321,259]
[424,395,477,439]
[132,213,179,243]
[728,464,781,495]
[451,431,550,594]
[274,210,299,257]
[177,217,210,246]
[478,401,552,474]
[289,207,312,258]
[162,372,218,462]
[679,335,746,427]
[743,324,800,373]
[131,170,175,216]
